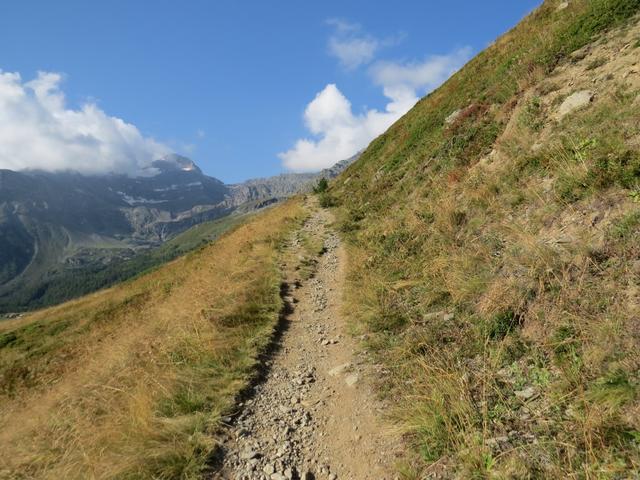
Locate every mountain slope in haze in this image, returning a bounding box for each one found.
[227,154,359,206]
[327,0,640,477]
[0,154,232,312]
[0,154,355,312]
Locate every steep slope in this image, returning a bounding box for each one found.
[0,198,309,479]
[327,0,640,477]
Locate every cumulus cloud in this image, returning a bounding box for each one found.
[0,70,170,176]
[279,47,472,172]
[370,47,472,104]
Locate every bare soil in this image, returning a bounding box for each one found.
[212,201,401,480]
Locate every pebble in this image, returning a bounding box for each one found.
[345,374,359,387]
[240,449,259,460]
[217,216,346,477]
[515,386,537,400]
[217,212,389,479]
[328,363,351,377]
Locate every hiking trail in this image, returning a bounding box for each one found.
[212,200,401,480]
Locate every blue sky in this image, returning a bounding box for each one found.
[0,0,540,183]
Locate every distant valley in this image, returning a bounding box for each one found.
[0,153,356,312]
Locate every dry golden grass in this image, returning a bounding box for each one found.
[0,199,306,480]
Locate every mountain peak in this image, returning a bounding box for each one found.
[151,154,201,174]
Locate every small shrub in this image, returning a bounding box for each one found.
[519,96,545,131]
[318,192,337,208]
[553,324,581,359]
[486,310,522,340]
[418,211,436,224]
[588,370,637,409]
[313,177,329,193]
[449,210,468,227]
[587,150,640,190]
[609,211,640,240]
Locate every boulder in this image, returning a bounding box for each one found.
[445,109,462,125]
[557,90,593,118]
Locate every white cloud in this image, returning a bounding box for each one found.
[326,19,406,71]
[279,48,471,172]
[328,36,378,70]
[0,70,170,176]
[326,19,380,70]
[369,47,472,95]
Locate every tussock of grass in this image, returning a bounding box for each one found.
[331,0,640,476]
[0,199,306,479]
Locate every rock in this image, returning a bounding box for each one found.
[329,474,338,480]
[279,405,290,414]
[264,464,276,475]
[623,69,637,79]
[271,474,286,480]
[328,363,351,377]
[515,386,537,400]
[284,467,294,479]
[321,339,330,346]
[345,374,359,386]
[557,90,594,118]
[421,310,445,322]
[443,312,455,322]
[240,449,259,460]
[557,1,569,10]
[445,109,462,125]
[486,435,509,446]
[589,211,603,226]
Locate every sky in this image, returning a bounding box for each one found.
[0,0,540,183]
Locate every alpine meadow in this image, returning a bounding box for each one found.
[1,0,640,479]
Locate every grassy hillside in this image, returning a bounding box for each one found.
[0,212,249,314]
[329,0,640,477]
[0,199,307,479]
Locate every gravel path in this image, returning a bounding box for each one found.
[212,202,400,480]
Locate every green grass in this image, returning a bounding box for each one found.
[329,0,640,476]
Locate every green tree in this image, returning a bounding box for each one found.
[313,177,329,193]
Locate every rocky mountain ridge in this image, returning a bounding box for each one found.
[0,153,356,310]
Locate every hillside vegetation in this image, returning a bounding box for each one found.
[0,199,307,479]
[328,0,640,477]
